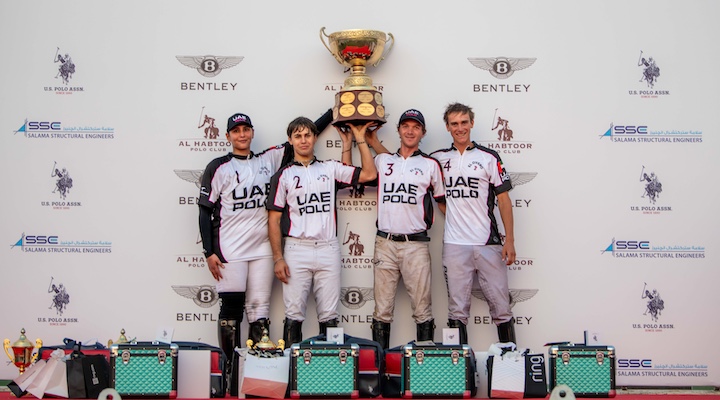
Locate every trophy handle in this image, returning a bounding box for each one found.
[320,27,345,65]
[3,339,12,362]
[373,32,394,68]
[31,339,42,363]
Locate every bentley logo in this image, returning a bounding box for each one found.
[471,288,538,309]
[174,169,204,188]
[340,287,374,309]
[172,285,219,308]
[467,57,536,79]
[508,171,537,188]
[176,55,244,77]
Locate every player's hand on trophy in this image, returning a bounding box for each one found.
[334,124,353,146]
[348,121,377,142]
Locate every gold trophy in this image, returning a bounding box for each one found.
[4,328,42,374]
[108,328,130,348]
[246,328,285,355]
[320,27,394,127]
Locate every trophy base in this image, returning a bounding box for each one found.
[332,89,387,127]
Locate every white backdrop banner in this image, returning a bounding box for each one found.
[1,0,718,387]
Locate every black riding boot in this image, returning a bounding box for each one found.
[218,318,241,396]
[447,319,468,345]
[371,319,391,349]
[497,320,517,344]
[248,318,270,345]
[283,319,303,346]
[416,319,435,342]
[319,318,339,337]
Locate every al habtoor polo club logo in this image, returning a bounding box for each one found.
[178,106,231,152]
[479,108,534,155]
[467,56,536,93]
[342,224,366,256]
[340,223,374,269]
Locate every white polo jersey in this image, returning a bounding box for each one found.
[374,150,446,234]
[199,145,287,262]
[267,158,360,240]
[430,142,512,245]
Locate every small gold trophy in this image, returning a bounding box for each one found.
[108,328,130,348]
[320,27,394,127]
[247,328,285,356]
[4,328,42,374]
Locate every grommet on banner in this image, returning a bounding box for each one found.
[550,384,576,400]
[98,388,121,400]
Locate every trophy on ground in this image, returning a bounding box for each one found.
[247,328,285,357]
[320,27,394,127]
[4,328,42,374]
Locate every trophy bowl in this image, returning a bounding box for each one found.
[321,28,392,74]
[321,27,394,126]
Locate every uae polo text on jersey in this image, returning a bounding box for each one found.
[431,142,512,245]
[199,144,287,262]
[267,158,360,241]
[374,150,446,234]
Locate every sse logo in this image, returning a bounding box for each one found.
[614,125,648,135]
[602,238,650,254]
[26,235,59,244]
[28,122,62,130]
[600,124,648,139]
[616,240,650,250]
[618,359,652,368]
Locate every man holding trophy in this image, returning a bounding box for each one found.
[267,118,377,346]
[340,109,446,349]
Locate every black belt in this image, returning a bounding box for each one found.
[377,230,430,242]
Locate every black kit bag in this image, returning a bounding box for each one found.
[66,344,110,398]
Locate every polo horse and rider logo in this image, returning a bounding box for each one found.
[51,162,73,200]
[198,107,220,139]
[640,166,662,204]
[641,282,664,322]
[342,224,365,256]
[54,47,76,85]
[48,277,70,316]
[638,51,660,88]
